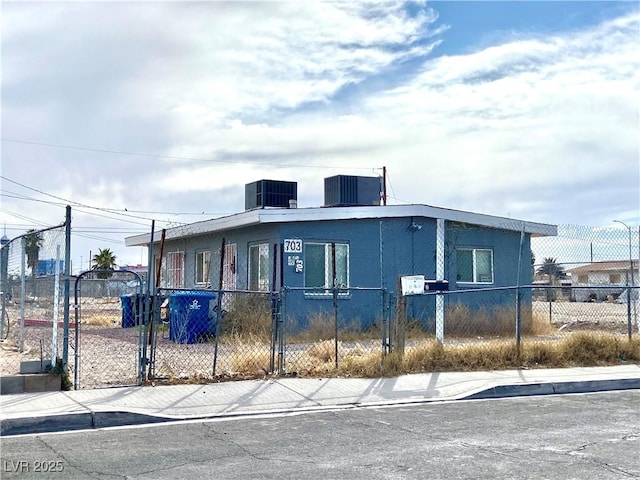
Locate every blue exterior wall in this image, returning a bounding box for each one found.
[35,259,64,277]
[159,224,281,290]
[156,214,534,332]
[445,223,532,312]
[278,218,388,331]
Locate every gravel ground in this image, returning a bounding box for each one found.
[1,299,637,389]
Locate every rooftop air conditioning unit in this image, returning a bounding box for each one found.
[323,175,381,207]
[245,180,298,210]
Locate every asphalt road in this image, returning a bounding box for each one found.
[1,391,639,479]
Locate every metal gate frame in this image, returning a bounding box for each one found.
[73,269,144,389]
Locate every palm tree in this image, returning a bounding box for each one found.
[536,257,566,280]
[24,229,44,294]
[536,257,566,302]
[92,248,117,279]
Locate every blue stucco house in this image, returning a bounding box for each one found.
[125,177,556,333]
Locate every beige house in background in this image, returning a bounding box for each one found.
[566,260,639,302]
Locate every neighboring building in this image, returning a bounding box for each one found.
[125,177,557,330]
[566,260,639,302]
[118,264,149,283]
[35,259,64,277]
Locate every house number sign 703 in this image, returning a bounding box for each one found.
[284,239,303,253]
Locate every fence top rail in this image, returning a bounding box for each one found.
[421,284,640,296]
[283,286,388,293]
[1,222,66,249]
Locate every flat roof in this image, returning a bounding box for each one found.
[125,204,557,247]
[566,260,639,274]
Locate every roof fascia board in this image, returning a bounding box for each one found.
[125,205,556,247]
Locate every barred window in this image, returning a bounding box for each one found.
[156,251,185,288]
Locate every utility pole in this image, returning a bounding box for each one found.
[382,166,387,206]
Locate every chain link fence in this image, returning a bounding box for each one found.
[6,220,632,386]
[0,224,68,375]
[71,271,143,389]
[133,222,638,384]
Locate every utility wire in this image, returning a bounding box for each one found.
[1,137,377,171]
[2,192,229,217]
[1,175,157,222]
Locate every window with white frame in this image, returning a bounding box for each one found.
[248,243,270,291]
[195,250,211,285]
[456,248,493,284]
[305,242,349,293]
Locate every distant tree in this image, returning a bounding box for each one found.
[531,250,536,266]
[24,230,44,292]
[92,248,117,279]
[536,257,566,280]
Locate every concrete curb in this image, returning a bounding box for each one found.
[2,378,638,437]
[463,378,640,400]
[1,411,172,437]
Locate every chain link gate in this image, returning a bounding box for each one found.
[72,270,144,389]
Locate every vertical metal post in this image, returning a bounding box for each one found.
[614,221,634,340]
[278,243,285,374]
[394,278,406,355]
[51,245,61,368]
[515,222,525,354]
[212,238,225,376]
[627,286,632,340]
[19,237,26,352]
[435,218,445,343]
[62,206,72,372]
[627,225,633,340]
[0,236,9,340]
[382,166,387,206]
[73,276,80,389]
[143,221,155,381]
[331,242,338,368]
[279,288,286,374]
[637,225,640,333]
[269,243,278,374]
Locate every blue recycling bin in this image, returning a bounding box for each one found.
[168,291,217,343]
[120,294,135,328]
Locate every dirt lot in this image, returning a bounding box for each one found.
[532,300,639,333]
[1,298,638,388]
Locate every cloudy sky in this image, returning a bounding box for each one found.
[1,0,639,271]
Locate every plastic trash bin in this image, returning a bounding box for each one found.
[168,291,217,343]
[120,294,135,328]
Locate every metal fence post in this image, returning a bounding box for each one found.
[279,287,287,375]
[19,237,26,352]
[515,222,525,354]
[62,205,72,372]
[331,242,338,368]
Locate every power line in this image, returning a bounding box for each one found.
[1,175,157,222]
[1,137,378,171]
[2,192,230,217]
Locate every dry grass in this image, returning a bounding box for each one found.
[288,313,383,343]
[328,333,640,378]
[229,346,272,375]
[220,294,273,342]
[305,339,344,362]
[442,304,554,337]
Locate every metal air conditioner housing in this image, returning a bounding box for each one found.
[245,180,298,210]
[324,175,381,207]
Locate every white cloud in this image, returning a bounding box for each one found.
[1,2,638,268]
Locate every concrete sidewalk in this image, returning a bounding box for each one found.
[2,365,639,436]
